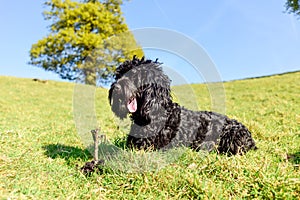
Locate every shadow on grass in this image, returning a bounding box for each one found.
[43,144,92,164]
[42,136,127,163]
[42,138,190,174]
[287,151,300,165]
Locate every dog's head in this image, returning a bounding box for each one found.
[108,56,172,123]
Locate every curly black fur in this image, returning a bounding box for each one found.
[109,56,257,155]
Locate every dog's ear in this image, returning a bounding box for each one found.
[136,86,155,124]
[137,83,172,124]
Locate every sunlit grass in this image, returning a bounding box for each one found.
[0,72,299,199]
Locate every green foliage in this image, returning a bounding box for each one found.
[29,0,143,85]
[286,0,300,16]
[0,72,299,199]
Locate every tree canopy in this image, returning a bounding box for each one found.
[29,0,143,85]
[286,0,300,16]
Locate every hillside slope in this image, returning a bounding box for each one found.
[0,72,299,199]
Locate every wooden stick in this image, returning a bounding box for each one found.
[91,128,100,162]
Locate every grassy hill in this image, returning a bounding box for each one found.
[0,72,299,199]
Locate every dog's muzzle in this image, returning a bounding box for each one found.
[109,77,137,119]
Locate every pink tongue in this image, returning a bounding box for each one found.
[127,98,137,113]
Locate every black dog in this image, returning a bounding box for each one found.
[109,56,257,155]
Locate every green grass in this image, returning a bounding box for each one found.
[0,72,299,199]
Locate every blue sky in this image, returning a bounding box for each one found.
[0,0,299,83]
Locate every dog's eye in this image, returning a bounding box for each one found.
[114,84,121,90]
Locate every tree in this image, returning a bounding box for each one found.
[29,0,143,85]
[286,0,300,16]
